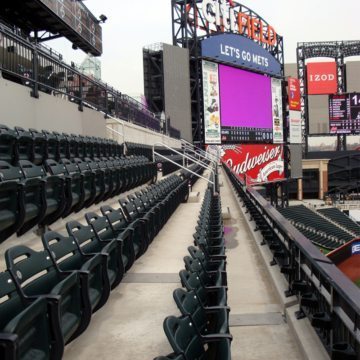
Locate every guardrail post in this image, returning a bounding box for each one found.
[31,46,39,99]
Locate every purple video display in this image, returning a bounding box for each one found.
[219,64,273,129]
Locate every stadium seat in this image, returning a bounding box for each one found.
[29,128,48,165]
[0,124,17,164]
[68,216,124,289]
[0,270,64,360]
[163,315,231,360]
[73,157,104,205]
[84,158,111,202]
[19,160,66,226]
[100,205,136,270]
[45,159,85,217]
[14,126,34,163]
[42,130,60,161]
[61,158,96,209]
[54,132,70,160]
[173,288,231,336]
[5,245,91,344]
[187,246,226,272]
[0,160,46,235]
[179,269,227,307]
[42,231,110,313]
[183,255,227,287]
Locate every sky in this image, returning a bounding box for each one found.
[49,0,360,97]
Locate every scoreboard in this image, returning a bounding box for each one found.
[329,93,360,134]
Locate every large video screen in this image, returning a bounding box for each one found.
[329,93,360,134]
[202,61,283,144]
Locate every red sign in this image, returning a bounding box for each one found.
[221,144,285,185]
[307,62,338,95]
[288,78,301,111]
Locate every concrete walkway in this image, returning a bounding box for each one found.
[219,168,304,360]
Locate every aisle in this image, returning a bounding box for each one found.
[219,167,304,360]
[63,177,209,360]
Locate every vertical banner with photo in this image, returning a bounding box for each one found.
[271,78,283,143]
[288,78,301,111]
[289,110,302,144]
[202,60,221,144]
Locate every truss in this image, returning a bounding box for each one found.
[297,41,360,154]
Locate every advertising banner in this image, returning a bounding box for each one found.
[351,242,360,256]
[202,60,221,144]
[288,78,301,111]
[201,33,282,76]
[221,144,285,185]
[307,62,338,95]
[271,78,283,143]
[289,110,302,144]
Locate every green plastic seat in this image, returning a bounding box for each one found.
[100,205,136,270]
[179,269,227,308]
[5,246,91,345]
[183,256,227,287]
[67,217,124,289]
[42,231,110,313]
[187,246,226,272]
[0,270,64,360]
[163,315,231,360]
[0,161,46,236]
[173,288,230,337]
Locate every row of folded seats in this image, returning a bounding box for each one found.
[155,183,232,360]
[0,124,124,165]
[0,155,157,243]
[0,174,190,360]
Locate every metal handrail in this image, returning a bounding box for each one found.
[180,139,219,164]
[152,142,216,191]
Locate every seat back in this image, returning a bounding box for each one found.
[119,197,138,222]
[19,160,46,179]
[61,158,80,175]
[15,126,34,162]
[100,206,128,235]
[0,124,17,164]
[42,130,59,161]
[42,231,83,272]
[5,246,59,297]
[163,315,204,359]
[173,288,205,333]
[29,128,47,165]
[66,220,99,254]
[45,159,67,176]
[0,160,24,181]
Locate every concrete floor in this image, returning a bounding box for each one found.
[0,170,307,359]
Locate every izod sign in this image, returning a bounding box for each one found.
[201,0,277,46]
[221,144,284,185]
[307,62,338,95]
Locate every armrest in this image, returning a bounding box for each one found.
[0,333,17,360]
[201,333,233,342]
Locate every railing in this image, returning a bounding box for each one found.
[152,142,216,192]
[223,162,360,358]
[0,22,180,137]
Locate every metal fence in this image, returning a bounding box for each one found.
[223,163,360,359]
[0,23,180,139]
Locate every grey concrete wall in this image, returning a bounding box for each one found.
[308,95,329,134]
[163,44,192,142]
[284,63,298,78]
[346,60,360,92]
[0,74,106,137]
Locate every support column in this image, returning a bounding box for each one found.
[298,178,303,201]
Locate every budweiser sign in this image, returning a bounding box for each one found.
[220,144,285,185]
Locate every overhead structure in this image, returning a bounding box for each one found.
[0,0,103,56]
[296,41,360,153]
[171,0,285,145]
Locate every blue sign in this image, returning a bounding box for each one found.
[351,242,360,255]
[201,33,282,76]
